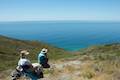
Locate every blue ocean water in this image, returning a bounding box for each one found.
[0,21,120,51]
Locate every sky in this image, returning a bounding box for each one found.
[0,0,120,21]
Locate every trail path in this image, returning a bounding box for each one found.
[41,60,82,80]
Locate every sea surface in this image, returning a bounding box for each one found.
[0,21,120,51]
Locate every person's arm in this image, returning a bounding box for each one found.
[38,55,40,64]
[45,53,48,62]
[16,66,23,72]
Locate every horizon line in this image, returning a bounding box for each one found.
[0,20,120,23]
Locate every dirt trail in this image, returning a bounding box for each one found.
[41,60,82,80]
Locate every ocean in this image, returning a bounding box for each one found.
[0,21,120,51]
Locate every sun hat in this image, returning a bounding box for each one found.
[20,50,29,55]
[41,48,48,53]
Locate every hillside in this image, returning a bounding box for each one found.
[1,35,120,80]
[38,43,120,80]
[0,35,74,72]
[79,43,120,60]
[76,43,120,80]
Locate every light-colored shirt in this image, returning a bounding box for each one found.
[18,58,31,66]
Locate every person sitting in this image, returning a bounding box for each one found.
[17,50,34,73]
[38,48,50,68]
[17,50,44,79]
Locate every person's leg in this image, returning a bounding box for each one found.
[31,76,38,80]
[25,72,36,80]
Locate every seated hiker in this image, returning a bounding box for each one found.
[17,50,34,73]
[16,50,43,79]
[38,48,50,68]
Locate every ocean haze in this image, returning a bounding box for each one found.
[0,21,120,51]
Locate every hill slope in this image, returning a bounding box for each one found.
[39,43,120,80]
[1,35,120,80]
[0,35,74,71]
[80,43,120,60]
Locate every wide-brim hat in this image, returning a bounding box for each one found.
[41,48,48,53]
[20,50,29,55]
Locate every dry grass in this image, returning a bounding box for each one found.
[1,59,120,80]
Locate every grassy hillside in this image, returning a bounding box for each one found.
[1,35,120,80]
[80,43,120,60]
[19,43,120,80]
[0,35,75,71]
[76,43,120,80]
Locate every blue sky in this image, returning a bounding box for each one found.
[0,0,120,21]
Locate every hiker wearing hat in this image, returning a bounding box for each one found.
[16,50,44,80]
[38,48,50,68]
[17,50,34,73]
